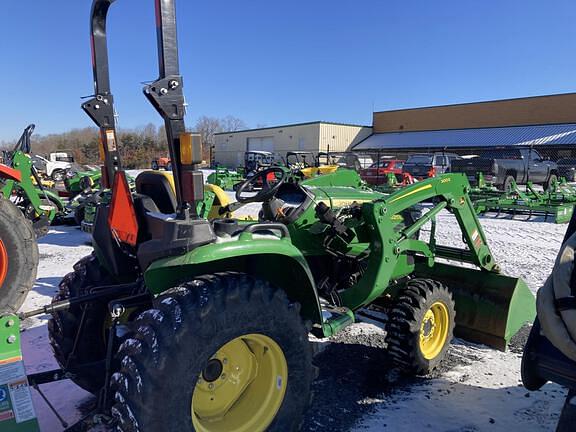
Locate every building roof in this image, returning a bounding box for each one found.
[215,121,371,136]
[353,123,576,151]
[372,92,576,115]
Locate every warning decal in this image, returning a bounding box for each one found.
[0,358,37,426]
[106,129,117,151]
[8,380,35,424]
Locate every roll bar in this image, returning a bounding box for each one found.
[83,0,194,215]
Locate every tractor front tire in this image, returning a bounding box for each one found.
[48,254,112,394]
[0,199,38,314]
[111,273,313,432]
[386,278,455,375]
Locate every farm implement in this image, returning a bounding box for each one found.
[0,1,536,431]
[206,166,244,191]
[373,172,417,193]
[471,173,576,223]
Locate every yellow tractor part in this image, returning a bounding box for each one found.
[144,170,233,219]
[31,175,55,189]
[300,165,338,179]
[419,301,450,360]
[191,333,288,432]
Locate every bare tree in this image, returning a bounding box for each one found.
[220,115,247,133]
[194,115,247,163]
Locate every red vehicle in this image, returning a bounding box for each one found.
[151,156,172,171]
[360,159,405,185]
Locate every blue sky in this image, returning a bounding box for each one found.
[1,0,576,140]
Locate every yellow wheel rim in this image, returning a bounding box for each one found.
[419,301,450,360]
[191,334,288,432]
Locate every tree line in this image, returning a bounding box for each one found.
[0,115,248,169]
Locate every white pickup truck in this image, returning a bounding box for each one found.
[32,152,75,181]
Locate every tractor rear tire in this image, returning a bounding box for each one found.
[48,254,112,394]
[386,278,455,375]
[0,198,38,314]
[111,273,313,432]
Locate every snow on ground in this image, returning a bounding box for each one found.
[21,201,569,431]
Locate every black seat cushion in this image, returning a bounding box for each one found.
[135,172,177,214]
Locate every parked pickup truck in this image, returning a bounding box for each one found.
[32,152,75,181]
[402,152,461,179]
[451,148,559,191]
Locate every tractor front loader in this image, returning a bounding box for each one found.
[0,125,66,236]
[0,1,535,431]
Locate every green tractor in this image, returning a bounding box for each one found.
[63,167,102,197]
[0,124,66,236]
[0,1,535,431]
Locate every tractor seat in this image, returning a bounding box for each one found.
[135,171,177,214]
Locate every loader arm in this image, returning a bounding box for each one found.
[340,174,495,309]
[337,173,535,350]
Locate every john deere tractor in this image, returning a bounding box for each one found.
[0,1,535,431]
[0,124,66,236]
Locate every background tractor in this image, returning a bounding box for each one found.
[0,1,536,431]
[0,124,66,236]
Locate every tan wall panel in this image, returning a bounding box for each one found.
[319,124,372,152]
[373,93,576,133]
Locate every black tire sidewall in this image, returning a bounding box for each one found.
[114,275,312,432]
[0,199,38,313]
[161,316,309,431]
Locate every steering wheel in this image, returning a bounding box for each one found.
[235,167,288,204]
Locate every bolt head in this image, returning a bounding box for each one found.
[6,319,14,328]
[7,335,16,344]
[160,88,168,95]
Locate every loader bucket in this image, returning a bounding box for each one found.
[415,262,536,350]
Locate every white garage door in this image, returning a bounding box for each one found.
[247,137,274,152]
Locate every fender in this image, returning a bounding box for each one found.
[144,236,322,324]
[0,164,22,182]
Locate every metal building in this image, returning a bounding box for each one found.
[353,93,576,160]
[214,121,372,167]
